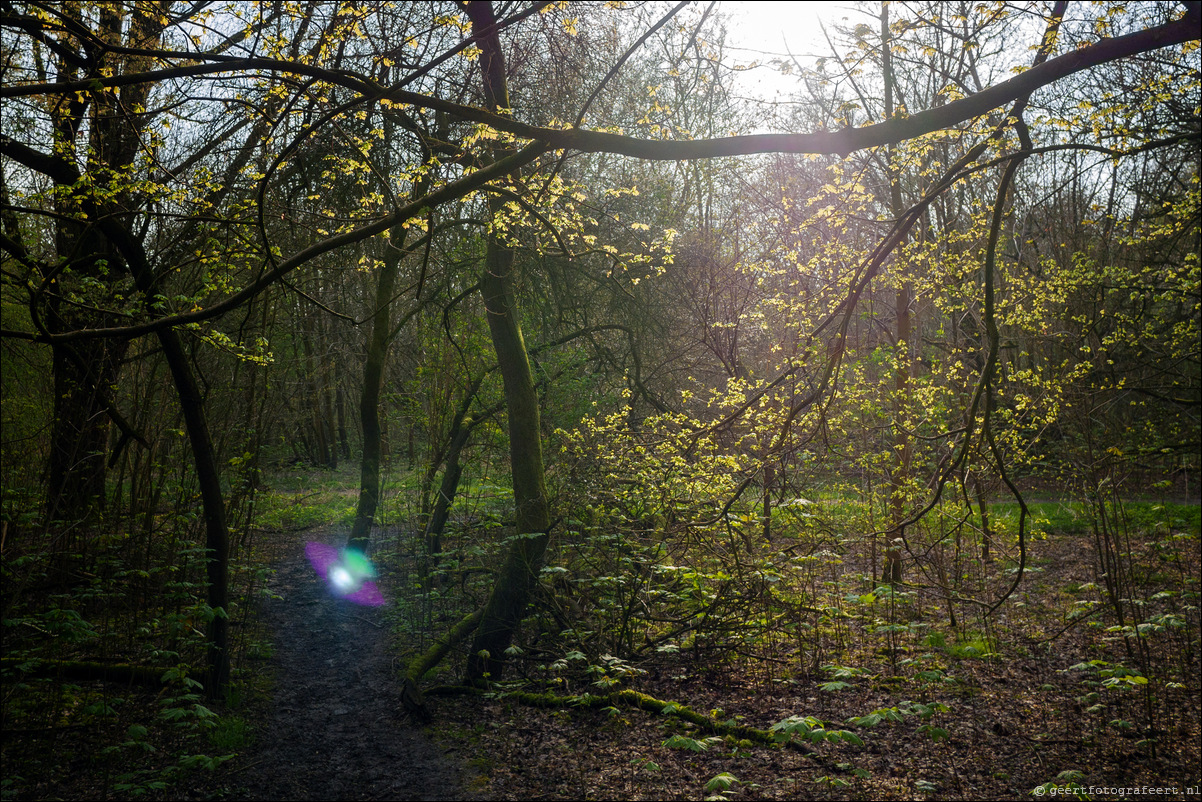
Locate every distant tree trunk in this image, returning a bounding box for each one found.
[761,461,775,542]
[464,0,551,682]
[883,3,913,546]
[336,385,350,459]
[318,312,339,469]
[407,421,416,470]
[424,379,484,571]
[300,313,334,468]
[422,420,469,585]
[974,473,992,561]
[348,233,401,554]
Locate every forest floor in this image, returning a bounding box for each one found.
[194,527,473,801]
[188,516,1199,801]
[422,547,1202,801]
[7,512,1198,801]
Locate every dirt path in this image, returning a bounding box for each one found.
[226,535,469,801]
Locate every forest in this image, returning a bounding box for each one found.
[1,1,1199,799]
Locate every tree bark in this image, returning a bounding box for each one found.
[424,384,481,566]
[41,3,147,525]
[882,3,913,549]
[348,236,399,553]
[464,0,552,682]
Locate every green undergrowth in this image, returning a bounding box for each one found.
[1,494,278,799]
[406,487,1199,798]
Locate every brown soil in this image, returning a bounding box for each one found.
[426,528,1202,801]
[213,532,471,801]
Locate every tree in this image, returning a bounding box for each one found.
[460,0,553,681]
[3,0,1197,693]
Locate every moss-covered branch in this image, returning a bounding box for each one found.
[401,608,484,719]
[1,658,173,687]
[424,684,820,758]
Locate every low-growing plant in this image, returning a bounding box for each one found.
[1031,769,1091,800]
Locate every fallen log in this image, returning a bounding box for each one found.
[508,688,817,755]
[400,607,484,720]
[1,658,173,687]
[422,684,821,758]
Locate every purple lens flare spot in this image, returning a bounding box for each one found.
[305,542,386,607]
[305,541,339,579]
[343,581,385,607]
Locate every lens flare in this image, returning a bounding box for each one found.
[305,542,385,606]
[329,565,355,592]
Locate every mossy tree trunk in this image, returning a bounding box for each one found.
[463,0,551,682]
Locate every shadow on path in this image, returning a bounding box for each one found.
[229,536,468,801]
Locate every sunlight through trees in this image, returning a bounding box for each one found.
[2,2,1198,797]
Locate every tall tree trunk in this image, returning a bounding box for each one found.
[467,224,551,681]
[336,385,350,460]
[42,5,126,525]
[348,233,401,553]
[156,328,231,698]
[882,3,913,549]
[41,2,175,526]
[46,331,126,524]
[102,215,231,698]
[300,315,332,468]
[318,312,339,469]
[464,0,551,682]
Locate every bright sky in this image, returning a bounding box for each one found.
[716,1,864,101]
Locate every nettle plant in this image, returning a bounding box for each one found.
[1066,658,1156,747]
[96,668,233,798]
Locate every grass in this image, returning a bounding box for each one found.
[987,499,1200,536]
[254,463,518,533]
[208,715,253,750]
[255,465,360,530]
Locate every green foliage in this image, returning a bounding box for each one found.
[846,699,951,745]
[255,466,362,529]
[0,465,266,799]
[1,1,1199,797]
[703,771,740,800]
[769,714,864,746]
[662,733,721,752]
[1032,770,1092,800]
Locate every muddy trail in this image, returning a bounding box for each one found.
[221,532,470,801]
